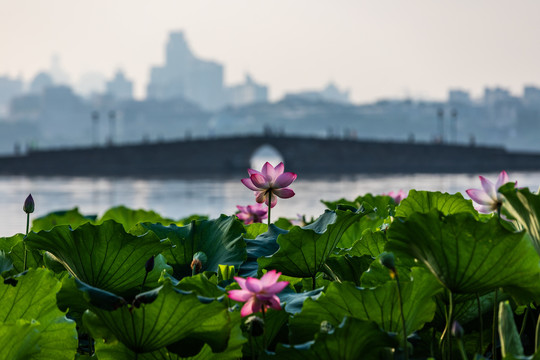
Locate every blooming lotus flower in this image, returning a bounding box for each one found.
[236,203,268,224]
[466,170,513,213]
[228,270,289,317]
[383,190,407,204]
[241,162,296,208]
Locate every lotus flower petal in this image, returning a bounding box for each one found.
[241,297,259,317]
[496,170,509,189]
[245,278,263,293]
[466,189,496,205]
[260,269,281,287]
[241,178,260,191]
[255,191,267,204]
[228,289,253,302]
[262,162,276,182]
[251,173,269,188]
[274,162,285,176]
[273,188,295,199]
[274,172,297,188]
[479,176,497,200]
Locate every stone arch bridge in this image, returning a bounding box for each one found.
[1,135,539,177]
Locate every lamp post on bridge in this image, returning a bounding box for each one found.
[91,111,99,147]
[437,108,444,144]
[451,108,458,144]
[108,110,116,145]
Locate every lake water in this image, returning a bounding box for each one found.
[2,171,540,237]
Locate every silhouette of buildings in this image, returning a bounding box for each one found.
[0,75,23,117]
[29,72,54,94]
[226,74,268,108]
[147,32,225,111]
[284,83,350,104]
[106,70,133,100]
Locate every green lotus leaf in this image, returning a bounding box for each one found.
[84,280,231,354]
[26,220,172,298]
[32,208,94,232]
[359,254,411,288]
[176,273,226,298]
[0,233,43,275]
[278,287,323,314]
[100,205,175,231]
[395,190,477,218]
[499,301,524,358]
[269,317,397,359]
[244,223,269,239]
[258,208,370,279]
[0,320,41,360]
[289,267,442,344]
[0,268,78,360]
[386,210,540,302]
[0,250,13,275]
[139,215,246,279]
[92,321,246,360]
[499,183,540,256]
[323,254,373,286]
[239,224,285,278]
[347,229,388,258]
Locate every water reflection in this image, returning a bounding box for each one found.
[1,171,539,237]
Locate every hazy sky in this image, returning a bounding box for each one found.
[1,0,539,103]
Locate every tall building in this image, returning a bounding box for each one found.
[448,89,471,105]
[226,74,268,107]
[523,86,540,109]
[147,32,225,110]
[0,75,23,117]
[106,70,133,100]
[29,72,54,94]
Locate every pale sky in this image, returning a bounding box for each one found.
[1,0,539,103]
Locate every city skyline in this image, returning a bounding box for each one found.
[1,1,540,103]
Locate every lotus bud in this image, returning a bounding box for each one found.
[145,256,155,273]
[451,320,464,339]
[23,194,34,214]
[320,320,334,334]
[379,252,396,272]
[243,315,265,337]
[190,251,207,275]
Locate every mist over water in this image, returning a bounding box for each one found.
[3,171,540,237]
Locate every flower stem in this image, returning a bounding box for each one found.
[261,306,267,350]
[535,311,540,352]
[395,271,409,360]
[476,292,484,354]
[492,289,498,360]
[23,212,30,271]
[139,272,149,293]
[457,339,468,360]
[267,192,272,227]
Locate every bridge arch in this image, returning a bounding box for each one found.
[249,144,285,170]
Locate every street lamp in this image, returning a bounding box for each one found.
[437,108,444,143]
[451,109,458,144]
[108,110,116,145]
[91,111,99,146]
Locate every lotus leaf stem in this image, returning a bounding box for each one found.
[395,271,409,360]
[492,289,498,360]
[477,292,484,354]
[267,191,272,227]
[23,212,29,271]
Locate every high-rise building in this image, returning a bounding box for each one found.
[106,70,133,100]
[448,89,471,105]
[0,75,23,117]
[226,74,268,107]
[147,32,225,110]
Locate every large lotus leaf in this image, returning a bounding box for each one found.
[92,321,246,360]
[289,267,442,344]
[268,317,397,360]
[386,210,540,302]
[0,320,41,360]
[32,208,94,232]
[100,205,175,231]
[360,254,411,288]
[395,190,477,218]
[499,183,540,256]
[324,254,373,286]
[244,223,269,239]
[322,193,395,217]
[176,273,226,298]
[0,233,43,275]
[84,280,231,354]
[347,229,387,258]
[258,208,369,278]
[499,301,524,359]
[0,251,13,274]
[26,220,172,297]
[139,215,246,278]
[0,268,78,360]
[239,224,286,277]
[278,287,324,314]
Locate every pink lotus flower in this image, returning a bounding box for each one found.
[228,270,289,317]
[383,190,407,204]
[236,203,268,224]
[241,162,297,208]
[466,170,513,213]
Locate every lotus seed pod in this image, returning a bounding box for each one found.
[23,194,34,214]
[243,315,265,337]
